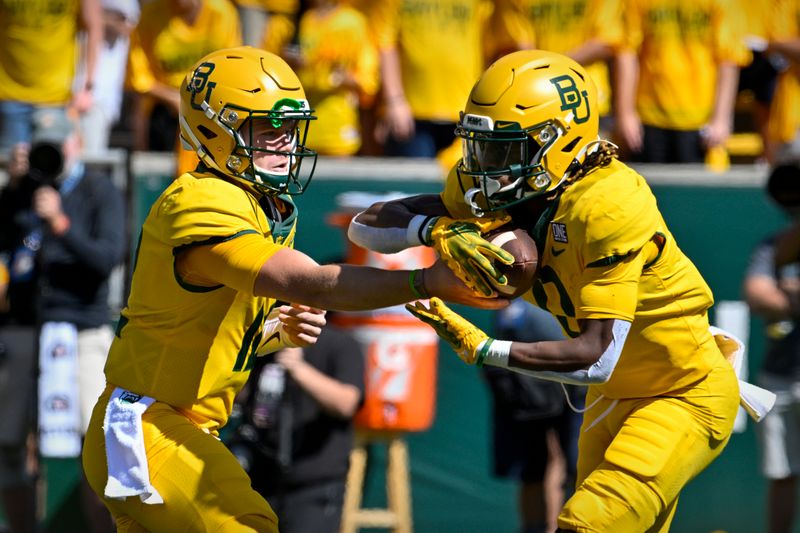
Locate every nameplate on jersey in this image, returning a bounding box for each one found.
[120,391,144,404]
[551,223,568,243]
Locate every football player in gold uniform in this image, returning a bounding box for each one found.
[348,50,740,532]
[81,46,504,532]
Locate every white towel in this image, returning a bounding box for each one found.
[38,322,81,458]
[710,326,777,422]
[103,387,163,504]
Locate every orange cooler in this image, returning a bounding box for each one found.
[329,198,438,432]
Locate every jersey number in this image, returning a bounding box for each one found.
[531,265,580,338]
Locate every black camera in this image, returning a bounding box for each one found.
[28,141,65,186]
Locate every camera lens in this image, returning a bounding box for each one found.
[28,142,64,184]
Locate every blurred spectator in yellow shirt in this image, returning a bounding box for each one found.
[614,0,750,163]
[127,0,241,174]
[370,0,493,159]
[766,0,800,163]
[732,0,783,164]
[291,0,378,156]
[232,0,298,56]
[0,0,102,154]
[498,0,624,138]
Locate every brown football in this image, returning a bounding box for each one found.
[482,226,539,298]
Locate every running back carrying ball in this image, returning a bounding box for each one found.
[481,226,538,298]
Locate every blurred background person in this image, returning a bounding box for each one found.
[0,0,102,155]
[765,0,800,164]
[234,0,299,56]
[732,0,783,165]
[32,112,126,533]
[127,0,241,174]
[483,301,581,533]
[225,325,365,533]
[73,0,140,156]
[497,0,624,139]
[614,0,749,164]
[744,162,800,533]
[291,0,379,157]
[370,0,493,159]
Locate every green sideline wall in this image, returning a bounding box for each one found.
[23,158,795,532]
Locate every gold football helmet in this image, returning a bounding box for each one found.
[179,46,317,196]
[456,50,599,213]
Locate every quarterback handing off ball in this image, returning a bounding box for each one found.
[482,226,539,298]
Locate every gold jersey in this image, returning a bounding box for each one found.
[442,159,723,398]
[105,172,295,432]
[0,0,80,104]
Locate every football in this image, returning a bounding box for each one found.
[482,226,539,298]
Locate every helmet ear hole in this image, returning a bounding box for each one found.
[197,125,217,140]
[562,136,581,153]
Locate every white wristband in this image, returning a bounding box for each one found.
[406,214,436,246]
[477,339,511,367]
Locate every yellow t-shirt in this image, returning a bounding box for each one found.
[769,0,800,143]
[128,0,242,94]
[442,159,722,399]
[622,0,750,130]
[0,0,80,104]
[372,0,491,122]
[519,0,625,117]
[105,173,296,432]
[298,5,379,156]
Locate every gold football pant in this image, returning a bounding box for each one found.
[558,358,739,532]
[83,386,278,532]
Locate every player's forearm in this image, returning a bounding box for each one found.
[485,319,628,385]
[348,194,448,253]
[353,194,447,228]
[255,239,500,311]
[256,259,417,311]
[256,248,503,311]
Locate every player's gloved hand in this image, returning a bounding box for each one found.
[424,215,514,297]
[406,297,490,364]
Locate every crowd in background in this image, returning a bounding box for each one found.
[2,1,800,533]
[4,0,800,170]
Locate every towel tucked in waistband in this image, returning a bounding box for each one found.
[103,387,163,504]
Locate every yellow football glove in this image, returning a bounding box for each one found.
[425,215,515,297]
[406,297,490,365]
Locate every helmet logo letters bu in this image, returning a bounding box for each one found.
[550,75,590,124]
[188,62,216,111]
